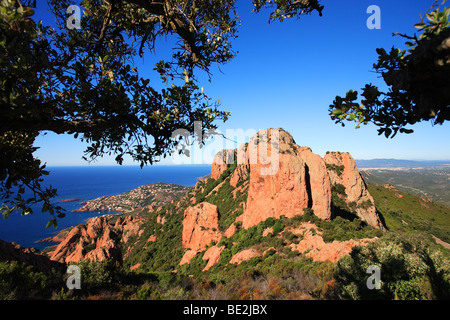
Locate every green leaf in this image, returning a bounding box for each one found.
[2,207,13,219]
[46,219,57,229]
[414,22,425,29]
[331,109,343,116]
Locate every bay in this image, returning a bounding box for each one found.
[0,165,211,250]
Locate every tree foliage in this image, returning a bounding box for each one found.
[0,0,323,225]
[329,3,450,138]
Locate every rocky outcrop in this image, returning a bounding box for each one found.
[48,215,144,264]
[209,129,383,230]
[179,250,198,266]
[211,149,236,180]
[229,143,250,187]
[182,202,222,252]
[241,128,332,229]
[324,152,385,230]
[0,239,64,273]
[297,147,332,220]
[288,222,374,262]
[229,248,260,265]
[179,128,385,269]
[202,245,225,271]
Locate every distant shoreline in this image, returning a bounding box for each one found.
[361,166,450,171]
[355,159,450,169]
[60,198,83,202]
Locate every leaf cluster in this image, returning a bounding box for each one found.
[329,5,450,138]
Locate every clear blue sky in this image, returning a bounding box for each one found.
[33,0,450,166]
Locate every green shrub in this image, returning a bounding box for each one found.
[272,219,285,236]
[335,232,450,300]
[0,261,48,299]
[76,260,122,294]
[326,164,345,177]
[332,183,346,195]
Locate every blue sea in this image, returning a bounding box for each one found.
[0,165,211,250]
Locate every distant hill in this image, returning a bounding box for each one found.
[361,168,450,207]
[355,159,450,168]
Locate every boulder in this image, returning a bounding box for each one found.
[229,248,259,265]
[202,245,225,271]
[179,250,198,266]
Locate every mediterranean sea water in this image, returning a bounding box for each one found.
[0,165,211,250]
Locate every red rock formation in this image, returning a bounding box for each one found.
[49,225,87,263]
[180,128,385,269]
[229,143,250,187]
[262,227,274,237]
[211,149,236,180]
[324,152,385,230]
[229,248,259,265]
[130,263,141,271]
[289,222,374,262]
[48,215,144,264]
[202,245,225,271]
[223,214,243,239]
[84,238,121,262]
[156,215,166,225]
[242,128,332,229]
[179,250,198,266]
[297,147,332,220]
[119,216,144,244]
[182,202,222,252]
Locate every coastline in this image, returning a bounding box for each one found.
[0,165,212,250]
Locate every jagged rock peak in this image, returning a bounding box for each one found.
[323,151,385,230]
[48,215,144,264]
[210,128,384,230]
